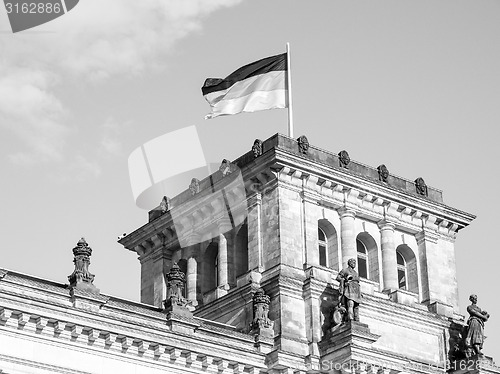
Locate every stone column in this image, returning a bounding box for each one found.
[186,256,198,306]
[338,208,356,268]
[218,218,234,286]
[218,233,229,290]
[378,220,397,291]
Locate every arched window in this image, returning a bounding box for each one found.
[318,219,340,270]
[397,252,407,290]
[396,245,419,294]
[356,239,369,279]
[318,227,327,267]
[177,259,188,298]
[235,223,249,278]
[203,242,218,292]
[356,232,380,282]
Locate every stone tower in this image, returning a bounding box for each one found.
[119,133,491,371]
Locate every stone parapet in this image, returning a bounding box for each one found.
[0,268,267,374]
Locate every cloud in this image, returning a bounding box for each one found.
[0,0,243,166]
[0,65,69,164]
[99,117,131,157]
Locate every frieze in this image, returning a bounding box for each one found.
[0,303,264,372]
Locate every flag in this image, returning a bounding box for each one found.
[202,53,287,119]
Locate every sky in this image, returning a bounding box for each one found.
[1,0,499,360]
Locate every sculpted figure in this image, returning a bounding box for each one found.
[377,164,389,183]
[297,135,309,155]
[338,150,350,168]
[159,196,170,213]
[219,159,232,176]
[336,258,361,321]
[465,294,489,357]
[166,263,187,306]
[251,288,272,329]
[415,177,428,197]
[189,178,200,196]
[252,139,263,158]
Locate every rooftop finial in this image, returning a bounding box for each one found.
[68,238,99,293]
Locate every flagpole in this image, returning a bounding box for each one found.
[286,42,294,138]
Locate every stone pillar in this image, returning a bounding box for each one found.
[186,256,198,306]
[218,218,234,286]
[218,234,229,290]
[378,220,398,291]
[338,208,356,268]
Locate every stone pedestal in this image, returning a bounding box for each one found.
[319,321,380,363]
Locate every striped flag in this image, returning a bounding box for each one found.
[202,53,287,119]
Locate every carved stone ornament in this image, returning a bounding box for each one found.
[297,135,309,155]
[338,150,350,168]
[219,159,232,176]
[252,139,263,158]
[251,288,273,330]
[165,263,188,307]
[68,238,98,292]
[159,196,170,214]
[377,164,389,183]
[415,177,428,197]
[189,178,200,196]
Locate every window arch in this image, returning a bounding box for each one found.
[397,252,407,290]
[318,219,339,270]
[235,223,249,278]
[356,232,379,282]
[356,239,368,279]
[318,227,327,267]
[203,242,218,292]
[177,259,188,298]
[396,244,419,294]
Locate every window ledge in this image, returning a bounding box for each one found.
[388,289,418,306]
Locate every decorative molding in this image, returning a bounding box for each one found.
[0,304,264,373]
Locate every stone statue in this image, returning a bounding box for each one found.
[219,159,232,176]
[377,164,389,183]
[159,196,170,214]
[251,288,272,329]
[415,177,428,197]
[338,150,350,168]
[189,178,200,196]
[166,263,187,307]
[464,294,489,357]
[336,258,361,322]
[252,139,263,158]
[297,135,309,155]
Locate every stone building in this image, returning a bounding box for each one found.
[0,133,497,373]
